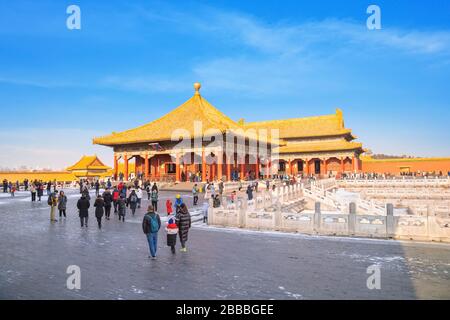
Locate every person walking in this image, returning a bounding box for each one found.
[166,199,173,216]
[95,180,100,197]
[127,190,138,216]
[46,181,51,196]
[11,184,16,197]
[118,194,126,222]
[151,188,158,211]
[48,191,58,222]
[202,200,209,223]
[77,194,90,227]
[102,189,113,220]
[192,184,199,206]
[218,180,224,196]
[30,184,36,202]
[176,203,191,252]
[175,194,183,214]
[166,211,178,254]
[38,182,43,201]
[112,187,120,213]
[146,183,151,200]
[246,184,253,200]
[142,205,161,259]
[94,195,105,229]
[136,187,143,209]
[58,191,67,219]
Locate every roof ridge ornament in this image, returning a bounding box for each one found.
[194,82,201,95]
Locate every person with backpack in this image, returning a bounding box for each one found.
[142,205,161,259]
[166,211,179,254]
[94,195,105,229]
[112,187,120,213]
[77,194,90,227]
[151,188,158,211]
[136,187,143,209]
[118,194,126,222]
[48,191,58,222]
[192,184,199,206]
[58,191,67,218]
[127,190,138,216]
[176,203,191,252]
[38,182,44,201]
[102,189,113,220]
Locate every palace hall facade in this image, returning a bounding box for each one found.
[93,83,364,182]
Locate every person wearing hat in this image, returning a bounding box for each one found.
[175,194,183,214]
[176,203,191,252]
[166,211,179,254]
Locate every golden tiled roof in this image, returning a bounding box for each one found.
[93,84,242,146]
[66,155,110,171]
[0,171,77,182]
[275,139,363,154]
[243,109,352,139]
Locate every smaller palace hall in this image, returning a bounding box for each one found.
[93,83,364,182]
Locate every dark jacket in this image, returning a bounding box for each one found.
[118,198,126,216]
[127,192,138,210]
[102,191,113,208]
[176,207,191,242]
[77,197,90,217]
[58,195,67,210]
[142,212,161,234]
[94,198,105,218]
[246,185,253,200]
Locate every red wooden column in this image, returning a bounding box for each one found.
[255,157,260,180]
[144,154,149,180]
[352,156,356,172]
[156,157,160,180]
[123,154,129,181]
[175,154,180,182]
[113,154,118,180]
[323,159,328,175]
[288,159,292,175]
[240,158,245,180]
[340,157,345,173]
[265,159,270,179]
[305,158,309,175]
[201,149,206,182]
[217,152,223,181]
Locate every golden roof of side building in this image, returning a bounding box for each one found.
[93,83,244,146]
[242,109,353,139]
[274,139,363,154]
[66,155,110,171]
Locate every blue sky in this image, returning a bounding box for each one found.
[1,0,450,169]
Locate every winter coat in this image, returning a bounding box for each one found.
[77,197,90,218]
[151,190,158,202]
[103,191,113,208]
[127,192,138,209]
[118,198,126,216]
[176,208,191,242]
[246,185,253,200]
[58,195,67,210]
[94,198,105,218]
[112,190,120,201]
[166,200,173,215]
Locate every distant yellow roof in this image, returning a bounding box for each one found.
[243,109,352,139]
[93,84,242,146]
[67,155,110,171]
[275,139,363,154]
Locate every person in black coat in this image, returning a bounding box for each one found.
[77,195,90,228]
[176,203,191,252]
[94,195,105,229]
[102,189,113,220]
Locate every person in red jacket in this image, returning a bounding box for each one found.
[112,187,120,213]
[166,199,173,216]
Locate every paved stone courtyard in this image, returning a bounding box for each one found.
[0,189,449,299]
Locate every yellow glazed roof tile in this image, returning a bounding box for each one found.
[275,139,363,154]
[67,155,110,171]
